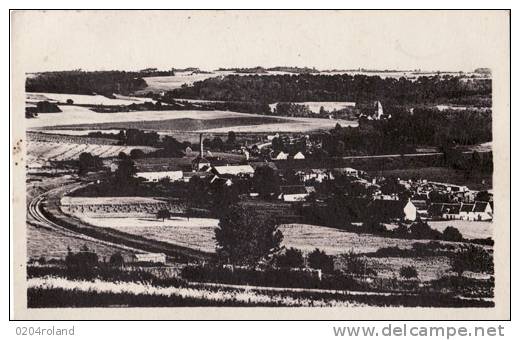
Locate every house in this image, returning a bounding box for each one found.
[296,169,334,183]
[411,199,428,218]
[212,164,255,177]
[278,185,309,202]
[273,151,289,160]
[459,201,493,221]
[428,201,493,221]
[292,151,306,160]
[131,253,166,264]
[136,170,183,183]
[368,199,417,221]
[332,167,360,178]
[209,175,233,187]
[441,203,461,220]
[182,171,209,182]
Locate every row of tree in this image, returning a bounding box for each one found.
[168,74,491,107]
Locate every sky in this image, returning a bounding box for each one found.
[12,10,509,73]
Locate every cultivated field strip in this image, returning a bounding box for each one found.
[27,141,157,161]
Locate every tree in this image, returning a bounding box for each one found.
[442,226,463,242]
[450,245,493,276]
[275,247,304,268]
[66,98,74,105]
[109,252,124,267]
[252,166,279,199]
[214,205,283,266]
[78,152,102,174]
[113,157,138,187]
[400,265,418,279]
[307,248,334,273]
[156,208,171,221]
[227,130,237,145]
[212,137,224,151]
[130,149,145,159]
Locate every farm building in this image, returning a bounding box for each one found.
[212,164,255,177]
[131,253,167,264]
[292,151,306,160]
[428,202,492,221]
[368,199,417,221]
[296,169,334,183]
[278,185,309,202]
[210,175,233,187]
[274,151,289,160]
[332,167,360,178]
[136,170,183,182]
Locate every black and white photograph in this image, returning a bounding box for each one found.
[10,9,510,320]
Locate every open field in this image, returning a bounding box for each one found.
[79,216,218,253]
[428,221,493,240]
[27,224,135,261]
[359,256,451,281]
[71,217,467,256]
[279,224,463,255]
[50,116,292,132]
[34,110,357,133]
[27,106,246,129]
[27,141,157,161]
[26,92,154,106]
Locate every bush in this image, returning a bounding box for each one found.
[109,252,124,267]
[275,248,304,268]
[450,245,494,276]
[399,266,418,279]
[341,251,376,276]
[307,248,334,273]
[442,226,463,242]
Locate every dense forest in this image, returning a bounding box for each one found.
[26,71,151,96]
[168,74,491,107]
[321,107,492,156]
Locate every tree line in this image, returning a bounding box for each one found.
[168,74,491,107]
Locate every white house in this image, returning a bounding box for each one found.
[278,185,309,202]
[369,199,417,221]
[274,151,289,160]
[212,164,255,177]
[292,151,306,160]
[136,170,183,183]
[459,201,493,221]
[132,253,166,264]
[296,169,334,183]
[333,167,360,177]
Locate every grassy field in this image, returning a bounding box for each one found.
[357,256,451,281]
[28,141,157,161]
[428,221,493,240]
[51,116,292,132]
[72,217,467,257]
[26,92,154,106]
[27,224,134,261]
[79,216,218,253]
[28,107,246,129]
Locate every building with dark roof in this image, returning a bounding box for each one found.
[368,199,417,221]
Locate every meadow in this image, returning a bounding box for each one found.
[428,220,493,240]
[27,141,157,161]
[27,224,134,261]
[26,92,154,106]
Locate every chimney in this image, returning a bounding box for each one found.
[199,133,204,156]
